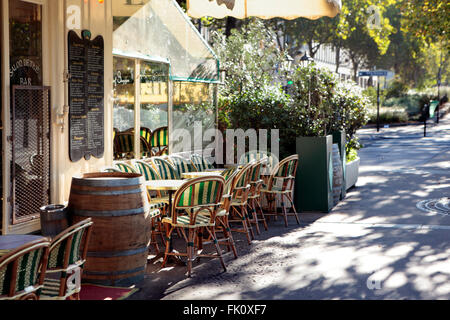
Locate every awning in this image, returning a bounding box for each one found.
[187,0,341,20]
[113,0,220,83]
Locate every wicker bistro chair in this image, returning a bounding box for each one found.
[113,132,152,160]
[150,157,180,180]
[140,127,152,145]
[239,150,277,177]
[114,160,138,174]
[228,162,255,245]
[198,169,240,260]
[220,166,237,181]
[0,238,51,300]
[190,153,215,172]
[261,154,300,227]
[134,160,170,254]
[168,155,196,177]
[40,218,93,300]
[102,167,121,173]
[247,159,269,234]
[150,126,169,156]
[161,176,226,277]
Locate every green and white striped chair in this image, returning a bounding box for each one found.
[150,126,168,156]
[40,218,93,300]
[220,166,237,181]
[228,162,255,244]
[239,150,277,176]
[114,161,138,174]
[261,154,300,227]
[161,176,226,277]
[246,158,269,234]
[113,132,134,160]
[113,131,152,159]
[134,160,168,254]
[190,153,214,172]
[168,155,196,177]
[0,238,50,300]
[199,169,240,259]
[140,127,152,145]
[150,157,180,180]
[102,167,121,173]
[134,160,169,203]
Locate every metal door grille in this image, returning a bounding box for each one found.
[11,86,51,225]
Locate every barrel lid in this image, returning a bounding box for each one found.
[72,172,145,187]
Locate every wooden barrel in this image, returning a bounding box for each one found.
[68,172,151,287]
[332,144,343,206]
[40,205,69,238]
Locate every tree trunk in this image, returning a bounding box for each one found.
[225,17,237,38]
[351,58,359,82]
[335,45,341,74]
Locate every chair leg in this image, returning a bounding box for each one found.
[243,205,255,240]
[219,216,238,259]
[206,227,226,272]
[230,206,252,245]
[255,197,268,231]
[187,228,194,277]
[150,218,160,254]
[281,197,289,227]
[248,200,261,235]
[161,226,174,268]
[286,193,300,225]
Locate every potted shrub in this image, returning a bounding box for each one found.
[330,81,370,191]
[288,64,338,213]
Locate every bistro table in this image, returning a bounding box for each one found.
[0,234,45,257]
[181,171,222,179]
[145,179,186,266]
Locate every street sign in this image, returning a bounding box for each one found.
[358,70,389,77]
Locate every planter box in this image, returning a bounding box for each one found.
[294,135,334,213]
[345,157,360,190]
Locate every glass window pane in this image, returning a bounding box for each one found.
[140,61,169,131]
[113,56,135,159]
[172,82,216,154]
[9,0,42,86]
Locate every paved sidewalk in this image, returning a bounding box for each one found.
[130,113,450,300]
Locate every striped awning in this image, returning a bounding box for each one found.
[187,0,341,20]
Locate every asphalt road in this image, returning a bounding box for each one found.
[130,113,450,300]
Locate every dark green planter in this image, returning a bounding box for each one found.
[295,135,334,213]
[332,130,347,200]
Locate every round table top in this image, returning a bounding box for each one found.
[182,171,222,179]
[144,180,185,191]
[0,234,45,256]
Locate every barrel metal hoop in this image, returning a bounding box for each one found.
[72,206,148,217]
[87,246,148,258]
[70,188,143,196]
[71,176,143,187]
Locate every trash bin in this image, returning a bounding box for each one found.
[40,204,69,237]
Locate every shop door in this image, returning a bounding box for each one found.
[9,0,50,225]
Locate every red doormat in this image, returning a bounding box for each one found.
[79,284,139,300]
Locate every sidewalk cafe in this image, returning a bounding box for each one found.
[0,0,341,300]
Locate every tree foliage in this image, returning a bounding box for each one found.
[400,0,450,51]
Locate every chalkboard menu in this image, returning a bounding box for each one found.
[68,30,104,162]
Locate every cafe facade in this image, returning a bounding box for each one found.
[1,0,220,235]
